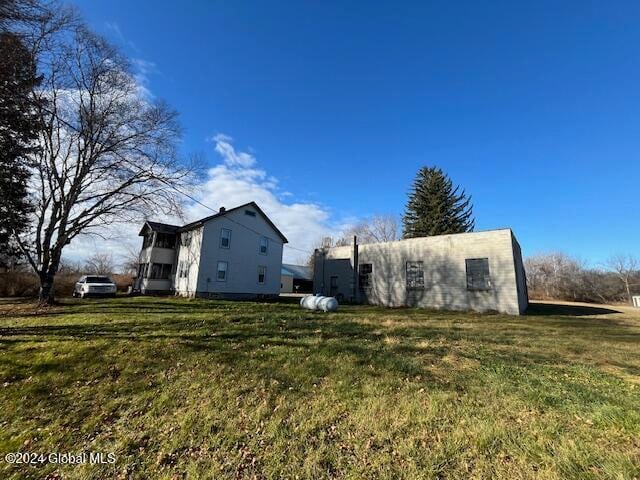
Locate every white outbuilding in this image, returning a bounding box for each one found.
[313,229,528,315]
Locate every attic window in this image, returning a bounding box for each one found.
[245,210,256,217]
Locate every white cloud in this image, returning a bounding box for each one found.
[211,134,257,168]
[62,135,349,267]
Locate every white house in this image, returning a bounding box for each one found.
[314,229,528,315]
[136,202,287,299]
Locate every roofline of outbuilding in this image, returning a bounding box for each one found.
[322,228,515,250]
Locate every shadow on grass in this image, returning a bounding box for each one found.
[525,302,621,317]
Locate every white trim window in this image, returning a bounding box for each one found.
[257,265,266,284]
[259,236,269,255]
[216,261,228,282]
[219,228,231,249]
[178,260,190,279]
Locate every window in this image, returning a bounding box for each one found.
[466,258,491,290]
[259,237,269,255]
[142,234,153,249]
[257,266,266,284]
[359,263,373,290]
[180,231,192,246]
[86,276,113,284]
[245,209,256,217]
[329,276,338,295]
[219,228,231,248]
[406,261,424,289]
[155,233,176,249]
[178,261,190,279]
[150,263,172,280]
[216,261,228,281]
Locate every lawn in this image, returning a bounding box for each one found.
[0,297,639,479]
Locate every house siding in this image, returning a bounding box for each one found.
[174,226,203,296]
[193,206,283,298]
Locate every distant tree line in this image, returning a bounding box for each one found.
[525,253,639,305]
[0,252,132,297]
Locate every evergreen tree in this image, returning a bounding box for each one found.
[402,167,475,238]
[0,31,40,266]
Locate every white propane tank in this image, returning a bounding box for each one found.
[318,296,339,312]
[300,295,317,310]
[300,295,338,312]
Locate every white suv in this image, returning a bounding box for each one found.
[73,276,117,298]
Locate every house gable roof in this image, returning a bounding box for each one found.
[138,221,180,236]
[177,201,288,243]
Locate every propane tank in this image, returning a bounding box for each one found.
[300,295,338,312]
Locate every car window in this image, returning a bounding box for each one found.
[86,276,113,283]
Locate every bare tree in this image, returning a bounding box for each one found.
[10,7,195,304]
[84,253,115,275]
[337,214,400,246]
[121,244,141,275]
[606,255,639,304]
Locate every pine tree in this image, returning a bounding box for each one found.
[0,31,40,267]
[402,167,475,238]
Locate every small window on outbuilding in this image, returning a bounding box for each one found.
[245,210,256,217]
[359,263,373,289]
[219,228,231,248]
[406,261,424,289]
[466,258,491,290]
[257,266,266,284]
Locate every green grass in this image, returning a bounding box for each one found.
[0,296,639,479]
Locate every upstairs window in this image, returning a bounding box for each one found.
[359,263,373,290]
[259,237,269,255]
[245,210,256,217]
[406,261,424,290]
[257,266,266,284]
[217,261,228,282]
[142,234,153,249]
[155,233,176,249]
[219,228,231,249]
[466,258,491,290]
[180,231,192,247]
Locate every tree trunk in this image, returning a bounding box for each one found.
[625,280,632,305]
[38,272,56,306]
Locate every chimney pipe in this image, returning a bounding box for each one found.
[219,206,226,213]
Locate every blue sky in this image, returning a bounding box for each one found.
[72,0,639,264]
